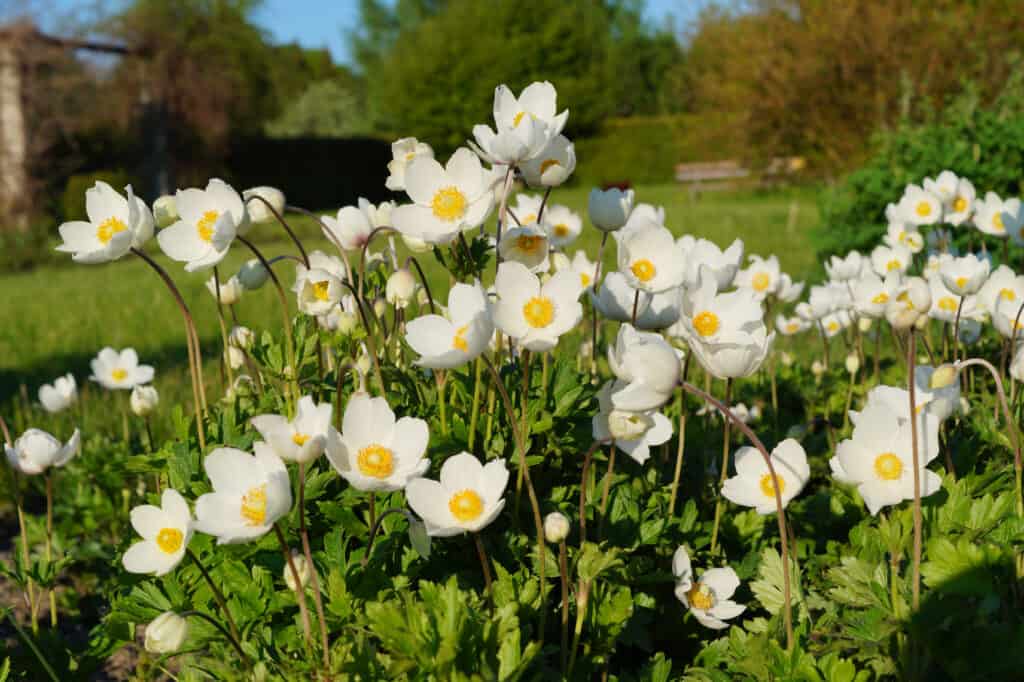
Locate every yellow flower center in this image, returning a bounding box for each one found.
[111,368,128,382]
[938,296,958,312]
[954,276,968,289]
[430,186,468,222]
[240,485,268,526]
[448,489,484,522]
[915,201,932,218]
[521,213,538,225]
[312,280,331,301]
[759,472,786,498]
[1000,288,1017,301]
[553,224,570,238]
[871,292,889,304]
[993,213,1005,232]
[580,272,592,288]
[155,527,183,554]
[687,583,715,611]
[953,196,968,212]
[197,210,219,242]
[405,152,416,162]
[693,311,720,337]
[522,296,555,328]
[752,272,771,292]
[827,321,839,333]
[539,159,561,175]
[513,111,527,127]
[292,433,310,446]
[631,258,656,283]
[357,444,394,479]
[96,217,128,245]
[874,452,903,481]
[786,322,799,333]
[515,234,545,254]
[886,259,902,272]
[897,291,914,309]
[452,325,469,352]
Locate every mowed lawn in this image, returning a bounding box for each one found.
[0,183,820,436]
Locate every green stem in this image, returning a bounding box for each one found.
[709,379,733,555]
[186,548,241,646]
[436,371,448,437]
[45,473,56,629]
[468,358,483,451]
[597,445,616,539]
[297,464,331,672]
[180,609,251,666]
[273,525,313,651]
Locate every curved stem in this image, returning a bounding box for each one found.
[213,266,235,388]
[358,226,397,301]
[297,463,330,671]
[669,356,692,516]
[579,438,612,540]
[536,187,553,224]
[468,358,483,451]
[247,195,309,267]
[405,256,437,314]
[495,168,514,274]
[186,548,241,645]
[286,204,352,281]
[273,525,313,651]
[180,609,250,665]
[474,533,493,599]
[953,298,964,363]
[361,508,415,568]
[338,278,386,395]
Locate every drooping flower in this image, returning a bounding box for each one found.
[157,179,246,272]
[242,186,285,224]
[326,392,430,492]
[5,428,80,475]
[386,137,435,191]
[194,446,292,544]
[122,488,193,576]
[672,546,745,630]
[470,82,568,165]
[251,395,334,464]
[144,611,189,654]
[588,188,634,233]
[56,181,149,263]
[617,224,686,294]
[521,134,576,187]
[405,452,508,536]
[492,261,583,352]
[205,273,244,305]
[498,224,550,273]
[721,439,809,514]
[90,347,154,391]
[607,324,681,411]
[237,258,270,290]
[592,380,672,464]
[405,280,493,368]
[293,266,343,317]
[38,374,77,414]
[386,269,417,309]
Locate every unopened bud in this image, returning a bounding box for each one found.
[243,186,285,224]
[237,259,270,290]
[386,269,417,308]
[779,351,794,367]
[544,511,570,543]
[229,325,254,349]
[144,611,188,654]
[372,297,388,319]
[130,385,159,417]
[845,353,860,376]
[811,360,825,378]
[284,550,311,591]
[858,317,873,333]
[152,195,178,229]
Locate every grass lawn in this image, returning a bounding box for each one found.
[0,183,820,438]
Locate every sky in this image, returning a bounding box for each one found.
[2,0,713,66]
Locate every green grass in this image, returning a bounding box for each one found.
[0,183,819,438]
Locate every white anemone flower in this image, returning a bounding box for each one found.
[993,295,1024,340]
[90,347,154,390]
[205,274,244,305]
[391,148,494,245]
[406,280,493,368]
[194,445,293,544]
[672,546,745,630]
[241,186,285,224]
[977,265,1024,314]
[896,184,942,226]
[830,400,942,515]
[492,261,583,352]
[607,324,680,411]
[305,250,347,281]
[122,489,193,576]
[471,82,567,165]
[542,204,582,248]
[825,251,864,282]
[923,170,959,204]
[735,254,781,300]
[56,181,148,263]
[885,277,931,329]
[973,191,1015,237]
[566,250,597,290]
[944,176,976,226]
[776,273,805,303]
[294,266,343,317]
[636,287,683,331]
[590,272,651,323]
[870,244,912,277]
[884,223,923,254]
[511,193,544,225]
[912,366,961,421]
[130,385,159,417]
[588,188,634,233]
[617,224,686,294]
[386,137,434,192]
[251,395,334,464]
[326,393,430,492]
[927,276,977,324]
[775,315,809,336]
[686,324,774,380]
[682,238,744,290]
[521,134,576,187]
[5,428,80,475]
[939,253,990,296]
[322,198,392,252]
[852,272,900,318]
[405,453,509,537]
[157,179,246,271]
[39,374,77,413]
[498,224,550,273]
[722,439,809,514]
[680,267,763,344]
[820,310,852,338]
[592,380,672,465]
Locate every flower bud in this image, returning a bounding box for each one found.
[845,353,860,376]
[929,364,958,390]
[811,360,825,379]
[144,611,188,654]
[356,350,372,377]
[152,195,178,229]
[229,325,254,349]
[237,259,270,290]
[544,511,570,544]
[401,232,431,254]
[206,274,243,305]
[284,550,311,591]
[885,277,930,329]
[607,409,654,441]
[335,311,359,336]
[416,288,430,307]
[385,269,417,309]
[226,346,245,371]
[130,385,159,417]
[588,187,634,232]
[858,317,873,333]
[243,186,286,224]
[779,351,794,367]
[372,297,388,319]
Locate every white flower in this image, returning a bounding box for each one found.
[588,187,634,232]
[824,251,864,282]
[544,512,570,543]
[973,191,1015,237]
[939,253,990,296]
[406,281,493,368]
[242,186,285,223]
[56,181,148,263]
[913,365,961,420]
[122,488,193,575]
[590,272,651,323]
[682,239,744,290]
[885,277,931,329]
[943,176,975,226]
[775,315,809,336]
[896,184,942,226]
[205,274,244,305]
[391,148,494,245]
[607,324,680,411]
[251,395,334,464]
[776,273,805,303]
[39,374,77,414]
[144,612,189,654]
[636,287,683,331]
[499,224,550,273]
[565,250,597,290]
[686,324,773,380]
[923,170,959,204]
[386,137,435,191]
[471,82,567,165]
[521,134,576,187]
[884,223,923,253]
[386,268,417,308]
[194,446,293,544]
[977,265,1024,314]
[680,267,763,345]
[326,393,430,492]
[237,258,270,290]
[130,385,159,417]
[542,204,582,248]
[830,400,941,515]
[820,310,851,338]
[870,244,912,277]
[722,439,809,514]
[157,179,246,272]
[492,261,583,352]
[153,195,178,229]
[226,346,246,371]
[405,452,508,536]
[735,254,781,299]
[90,347,154,390]
[228,325,254,349]
[852,272,899,318]
[993,295,1024,339]
[592,380,672,464]
[293,266,343,317]
[672,546,745,630]
[511,193,544,225]
[618,224,686,294]
[322,197,389,251]
[5,428,80,475]
[927,276,977,323]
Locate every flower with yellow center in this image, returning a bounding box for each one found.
[872,292,889,304]
[471,81,568,166]
[252,395,333,464]
[522,297,555,328]
[157,178,245,272]
[123,489,193,576]
[356,444,394,479]
[522,135,577,187]
[873,452,902,481]
[97,217,128,245]
[406,280,494,369]
[240,485,267,526]
[197,210,219,242]
[452,325,470,352]
[693,311,720,337]
[57,180,150,263]
[672,546,746,630]
[448,490,484,522]
[294,266,342,317]
[722,439,808,515]
[498,225,550,273]
[386,137,434,192]
[406,452,509,536]
[493,261,583,352]
[953,196,968,213]
[630,258,657,283]
[937,296,958,313]
[90,346,154,391]
[896,184,940,226]
[430,186,468,222]
[618,224,686,293]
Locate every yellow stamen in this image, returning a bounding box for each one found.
[752,272,770,292]
[452,325,469,352]
[693,311,720,337]
[953,196,967,213]
[522,296,555,328]
[155,527,183,554]
[886,259,902,272]
[938,296,958,312]
[240,485,267,526]
[430,187,468,222]
[111,368,127,382]
[357,444,394,479]
[197,210,219,242]
[631,258,656,283]
[1000,288,1017,301]
[827,321,839,333]
[759,472,785,498]
[448,489,484,522]
[871,292,889,305]
[515,234,545,253]
[955,276,968,289]
[915,201,932,218]
[521,213,538,225]
[96,217,128,245]
[513,111,526,127]
[580,272,591,288]
[553,224,570,238]
[687,583,715,611]
[874,452,903,481]
[292,433,310,446]
[993,213,1005,232]
[786,322,799,333]
[312,280,331,301]
[539,159,561,175]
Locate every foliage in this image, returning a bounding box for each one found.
[265,80,371,139]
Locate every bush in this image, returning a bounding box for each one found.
[60,169,135,222]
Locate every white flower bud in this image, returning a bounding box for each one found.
[385,269,417,308]
[779,351,794,367]
[607,409,654,441]
[811,360,825,378]
[205,274,243,305]
[225,346,244,371]
[1011,349,1024,383]
[229,325,254,349]
[372,297,388,319]
[543,511,570,544]
[401,232,431,254]
[130,385,159,417]
[284,550,311,591]
[356,351,372,378]
[845,353,860,376]
[588,187,634,232]
[335,311,359,336]
[237,259,270,290]
[144,611,188,654]
[886,277,931,329]
[243,186,286,224]
[152,195,178,229]
[858,317,873,333]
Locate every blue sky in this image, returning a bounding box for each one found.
[5,0,711,65]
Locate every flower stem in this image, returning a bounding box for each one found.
[567,580,590,679]
[559,540,570,676]
[180,609,251,665]
[298,463,331,671]
[468,358,483,451]
[669,357,692,516]
[709,379,733,555]
[579,439,611,540]
[246,195,309,267]
[186,548,241,645]
[3,419,37,633]
[45,473,56,628]
[474,532,493,598]
[597,445,616,539]
[213,266,236,388]
[435,371,448,437]
[273,525,313,650]
[907,334,923,614]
